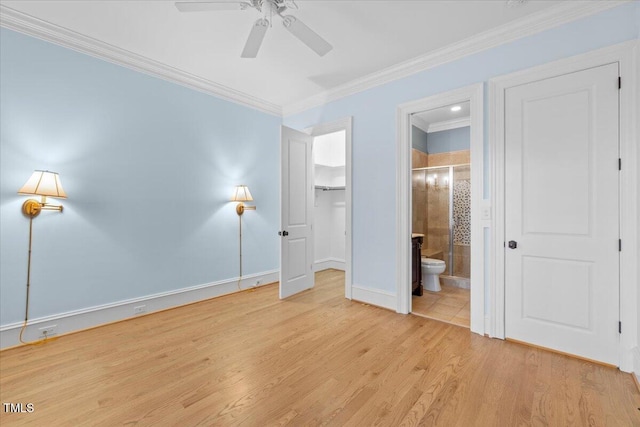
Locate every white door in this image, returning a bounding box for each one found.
[504,63,619,365]
[280,126,314,299]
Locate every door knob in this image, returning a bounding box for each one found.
[278,230,289,237]
[508,240,518,249]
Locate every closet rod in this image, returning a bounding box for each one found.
[314,186,345,191]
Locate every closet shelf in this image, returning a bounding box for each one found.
[314,185,345,191]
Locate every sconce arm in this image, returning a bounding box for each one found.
[21,198,63,218]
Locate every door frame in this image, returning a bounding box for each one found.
[489,40,638,372]
[396,83,485,335]
[305,117,353,300]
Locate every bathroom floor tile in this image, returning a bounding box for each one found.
[428,304,459,320]
[411,284,470,328]
[439,296,467,309]
[450,316,470,327]
[411,295,437,314]
[455,307,471,320]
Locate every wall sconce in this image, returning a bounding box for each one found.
[231,185,256,216]
[426,173,448,189]
[16,170,67,345]
[18,170,67,217]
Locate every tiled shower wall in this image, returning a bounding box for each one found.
[412,167,451,275]
[453,165,471,279]
[412,169,428,241]
[412,155,471,279]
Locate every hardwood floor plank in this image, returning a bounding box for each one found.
[1,269,638,426]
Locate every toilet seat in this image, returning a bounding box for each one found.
[422,257,445,265]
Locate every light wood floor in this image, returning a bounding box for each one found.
[412,284,470,328]
[1,269,639,426]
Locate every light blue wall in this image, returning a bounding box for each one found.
[427,126,470,154]
[0,29,281,325]
[411,126,428,153]
[284,2,639,293]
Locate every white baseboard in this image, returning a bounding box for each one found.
[314,258,345,272]
[485,316,491,337]
[0,270,279,350]
[351,284,396,311]
[632,346,640,382]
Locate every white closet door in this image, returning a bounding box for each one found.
[280,126,315,299]
[504,63,619,365]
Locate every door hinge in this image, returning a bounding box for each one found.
[618,76,621,89]
[619,321,622,333]
[619,158,622,170]
[619,239,622,251]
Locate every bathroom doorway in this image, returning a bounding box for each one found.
[411,104,471,327]
[396,83,484,335]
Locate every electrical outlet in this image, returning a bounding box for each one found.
[38,325,57,338]
[134,305,146,315]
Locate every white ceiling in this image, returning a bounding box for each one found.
[314,130,346,167]
[413,101,470,132]
[0,1,617,114]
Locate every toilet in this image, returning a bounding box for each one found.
[421,258,446,292]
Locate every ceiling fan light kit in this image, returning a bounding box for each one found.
[176,0,333,58]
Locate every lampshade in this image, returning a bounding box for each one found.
[18,170,67,199]
[231,185,253,202]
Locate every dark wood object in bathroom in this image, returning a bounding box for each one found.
[412,235,423,296]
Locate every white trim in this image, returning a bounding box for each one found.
[411,116,471,136]
[488,77,506,340]
[283,1,627,116]
[411,116,430,134]
[0,5,281,117]
[1,1,625,119]
[351,285,396,311]
[396,83,485,336]
[428,117,471,134]
[633,347,640,380]
[314,258,345,272]
[488,40,638,371]
[0,270,279,350]
[306,117,353,300]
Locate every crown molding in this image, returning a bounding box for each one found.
[282,0,629,116]
[428,117,471,134]
[410,116,430,134]
[0,5,282,117]
[1,1,628,118]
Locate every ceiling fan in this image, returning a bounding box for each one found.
[175,0,333,58]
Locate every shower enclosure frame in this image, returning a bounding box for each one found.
[413,163,470,278]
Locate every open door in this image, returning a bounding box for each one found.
[279,126,314,299]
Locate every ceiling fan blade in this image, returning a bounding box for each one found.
[282,15,332,57]
[175,1,244,12]
[241,18,269,58]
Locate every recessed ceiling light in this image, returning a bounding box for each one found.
[451,105,462,112]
